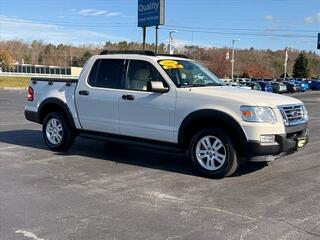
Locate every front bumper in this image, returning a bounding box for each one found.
[244,122,309,162]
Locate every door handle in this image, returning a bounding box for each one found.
[122,94,135,101]
[79,90,89,96]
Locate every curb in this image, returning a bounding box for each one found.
[0,87,27,91]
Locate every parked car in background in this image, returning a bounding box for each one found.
[271,82,287,93]
[308,79,320,90]
[295,80,309,92]
[284,81,300,93]
[257,81,273,92]
[225,82,252,90]
[235,78,250,84]
[243,82,261,91]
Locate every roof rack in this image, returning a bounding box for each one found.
[99,50,189,59]
[157,54,189,59]
[99,50,155,56]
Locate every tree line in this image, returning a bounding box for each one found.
[0,40,319,79]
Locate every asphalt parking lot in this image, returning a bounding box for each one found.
[1,90,320,240]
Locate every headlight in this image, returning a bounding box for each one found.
[240,106,277,124]
[302,105,309,121]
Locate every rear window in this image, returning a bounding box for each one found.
[88,59,124,89]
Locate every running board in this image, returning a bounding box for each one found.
[79,130,184,153]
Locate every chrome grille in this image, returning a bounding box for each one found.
[278,105,306,126]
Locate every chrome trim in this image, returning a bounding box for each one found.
[277,104,307,127]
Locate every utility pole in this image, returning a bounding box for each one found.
[231,39,240,79]
[169,30,178,54]
[70,46,72,67]
[142,27,146,51]
[155,25,159,54]
[284,47,288,79]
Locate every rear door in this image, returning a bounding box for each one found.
[118,60,176,142]
[76,58,125,134]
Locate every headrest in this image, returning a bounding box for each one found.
[133,69,150,81]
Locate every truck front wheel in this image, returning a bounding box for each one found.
[189,128,239,178]
[42,112,75,151]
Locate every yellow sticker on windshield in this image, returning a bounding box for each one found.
[159,60,183,70]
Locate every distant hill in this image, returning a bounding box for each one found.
[1,40,319,78]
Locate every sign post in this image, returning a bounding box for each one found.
[138,0,165,53]
[317,33,320,49]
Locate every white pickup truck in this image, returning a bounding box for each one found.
[25,50,309,178]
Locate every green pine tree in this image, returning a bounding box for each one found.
[292,52,310,78]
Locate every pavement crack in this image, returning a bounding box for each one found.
[284,221,320,238]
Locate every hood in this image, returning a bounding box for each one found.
[184,86,302,108]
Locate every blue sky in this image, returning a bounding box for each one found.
[0,0,319,51]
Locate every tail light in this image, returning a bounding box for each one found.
[27,86,34,101]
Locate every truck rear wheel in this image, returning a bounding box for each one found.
[42,112,75,151]
[189,127,238,178]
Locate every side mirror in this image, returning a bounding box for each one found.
[147,81,169,93]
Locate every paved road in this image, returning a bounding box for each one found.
[0,90,320,240]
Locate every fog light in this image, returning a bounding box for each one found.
[260,135,275,143]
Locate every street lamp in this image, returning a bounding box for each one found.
[231,39,240,80]
[169,30,178,54]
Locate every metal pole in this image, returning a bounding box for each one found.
[231,39,240,80]
[169,30,177,55]
[155,25,159,54]
[231,40,235,80]
[284,62,287,80]
[168,32,171,54]
[143,27,146,51]
[70,46,72,67]
[284,47,288,80]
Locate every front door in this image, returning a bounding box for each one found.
[118,60,176,143]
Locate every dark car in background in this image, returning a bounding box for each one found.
[293,80,309,92]
[284,81,300,93]
[271,82,287,93]
[308,79,320,90]
[257,81,273,92]
[243,82,261,90]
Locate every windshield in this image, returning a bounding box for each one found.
[158,59,224,88]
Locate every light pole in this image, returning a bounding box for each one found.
[231,39,240,80]
[169,30,178,54]
[283,46,291,80]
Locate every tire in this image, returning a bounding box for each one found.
[189,127,239,178]
[42,112,75,151]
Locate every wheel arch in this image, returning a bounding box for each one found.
[38,98,76,129]
[178,109,248,153]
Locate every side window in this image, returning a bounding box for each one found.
[88,59,124,89]
[125,60,166,91]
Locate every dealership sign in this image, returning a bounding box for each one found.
[138,0,165,27]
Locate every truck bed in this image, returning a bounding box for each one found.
[26,76,82,129]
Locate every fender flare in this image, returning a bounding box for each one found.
[178,109,248,148]
[38,98,76,129]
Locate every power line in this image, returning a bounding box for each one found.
[1,17,317,39]
[165,24,318,33]
[161,27,317,39]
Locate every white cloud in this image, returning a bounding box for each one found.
[304,12,320,24]
[0,16,127,45]
[106,12,122,17]
[265,15,275,21]
[78,9,121,17]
